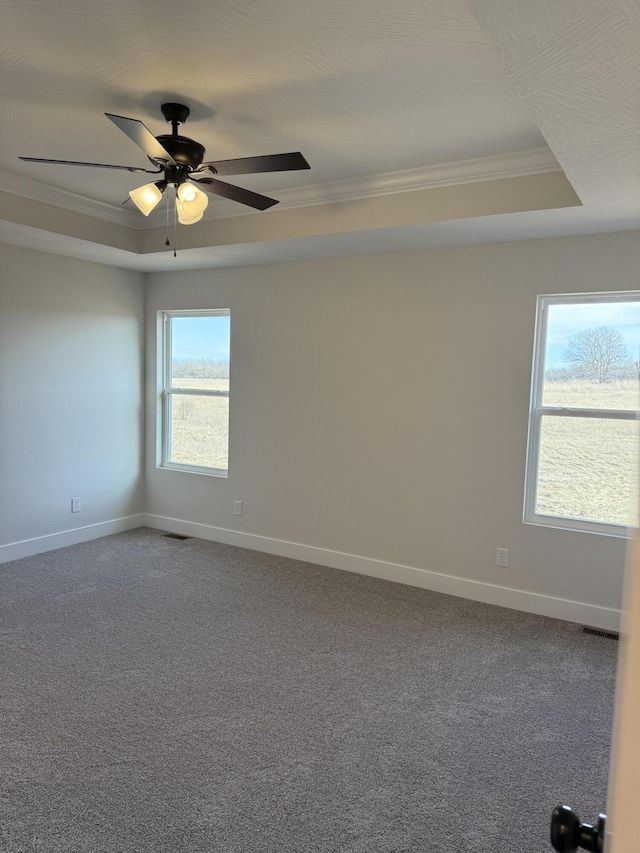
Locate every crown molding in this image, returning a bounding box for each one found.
[143,146,562,225]
[0,147,561,229]
[0,168,141,227]
[274,146,561,208]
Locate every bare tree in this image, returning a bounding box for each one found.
[174,395,195,420]
[563,325,629,383]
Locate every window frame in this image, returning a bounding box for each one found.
[158,309,230,478]
[524,291,640,537]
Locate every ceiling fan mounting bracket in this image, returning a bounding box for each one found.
[161,102,190,132]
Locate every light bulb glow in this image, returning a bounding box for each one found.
[129,182,163,215]
[177,182,197,203]
[177,182,208,215]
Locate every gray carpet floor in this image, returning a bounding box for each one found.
[1,528,617,852]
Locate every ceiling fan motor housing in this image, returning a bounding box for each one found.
[154,134,205,169]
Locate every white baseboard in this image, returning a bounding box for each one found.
[142,513,622,632]
[3,512,620,632]
[0,514,146,564]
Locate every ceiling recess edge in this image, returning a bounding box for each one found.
[0,147,561,230]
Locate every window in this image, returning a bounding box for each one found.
[159,310,230,476]
[525,292,640,536]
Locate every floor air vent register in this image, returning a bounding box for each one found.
[582,626,619,641]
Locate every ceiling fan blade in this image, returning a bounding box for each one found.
[195,177,279,210]
[19,156,157,173]
[105,113,177,165]
[199,152,310,176]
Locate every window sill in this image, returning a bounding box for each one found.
[158,462,228,478]
[524,514,633,539]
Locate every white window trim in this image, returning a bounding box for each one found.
[158,309,230,478]
[524,291,640,538]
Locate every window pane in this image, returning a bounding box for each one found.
[171,315,230,388]
[536,415,639,527]
[169,394,229,470]
[542,301,640,410]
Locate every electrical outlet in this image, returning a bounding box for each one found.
[71,497,81,513]
[496,547,509,568]
[234,500,243,516]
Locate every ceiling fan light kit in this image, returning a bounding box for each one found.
[177,182,197,203]
[128,181,165,216]
[176,200,204,225]
[19,101,310,237]
[176,181,208,215]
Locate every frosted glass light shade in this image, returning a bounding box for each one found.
[177,182,197,202]
[176,199,204,225]
[129,182,163,215]
[177,182,208,215]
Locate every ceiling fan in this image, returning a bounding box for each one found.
[19,102,310,224]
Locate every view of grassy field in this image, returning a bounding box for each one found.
[537,379,639,526]
[542,378,640,410]
[169,377,229,470]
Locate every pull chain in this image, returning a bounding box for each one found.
[165,188,170,247]
[173,190,178,257]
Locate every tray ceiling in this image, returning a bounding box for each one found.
[0,0,638,270]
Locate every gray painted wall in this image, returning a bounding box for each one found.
[145,232,639,614]
[0,244,145,546]
[1,232,636,620]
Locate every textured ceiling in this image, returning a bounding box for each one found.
[0,0,638,268]
[1,0,546,206]
[467,0,640,219]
